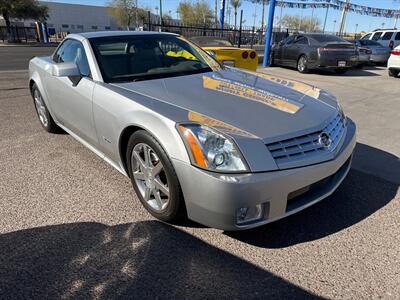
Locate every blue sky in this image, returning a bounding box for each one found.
[44,0,400,32]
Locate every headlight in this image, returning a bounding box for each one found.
[177,124,249,172]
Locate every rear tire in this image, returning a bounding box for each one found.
[388,69,399,77]
[126,130,186,222]
[297,55,309,73]
[31,83,61,133]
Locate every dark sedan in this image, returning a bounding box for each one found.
[271,34,359,74]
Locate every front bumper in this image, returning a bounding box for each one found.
[173,119,356,231]
[370,53,390,63]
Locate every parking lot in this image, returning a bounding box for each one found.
[0,46,399,299]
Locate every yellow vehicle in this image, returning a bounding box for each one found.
[189,36,259,71]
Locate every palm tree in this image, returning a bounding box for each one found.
[230,0,241,29]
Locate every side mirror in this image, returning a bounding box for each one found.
[52,62,82,86]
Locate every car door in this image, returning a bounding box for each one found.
[279,35,295,65]
[45,39,99,147]
[285,36,309,66]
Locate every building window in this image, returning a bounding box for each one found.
[105,26,111,30]
[71,25,75,29]
[77,25,84,29]
[61,24,69,28]
[91,26,98,30]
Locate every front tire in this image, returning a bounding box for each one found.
[126,130,186,222]
[297,55,309,73]
[31,83,61,133]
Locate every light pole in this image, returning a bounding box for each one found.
[322,4,330,33]
[355,23,358,36]
[338,0,349,36]
[262,0,277,67]
[333,20,337,34]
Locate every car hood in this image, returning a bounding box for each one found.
[113,68,338,142]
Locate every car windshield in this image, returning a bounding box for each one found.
[311,34,347,43]
[190,37,233,47]
[358,40,382,46]
[89,34,222,83]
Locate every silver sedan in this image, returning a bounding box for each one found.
[29,31,356,230]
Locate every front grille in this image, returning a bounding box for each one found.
[266,114,345,168]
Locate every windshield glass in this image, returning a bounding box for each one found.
[190,37,233,47]
[89,34,222,83]
[311,34,347,43]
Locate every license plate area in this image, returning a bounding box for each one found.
[338,61,346,67]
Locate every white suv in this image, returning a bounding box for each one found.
[388,45,400,77]
[361,29,400,50]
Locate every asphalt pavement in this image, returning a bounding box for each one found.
[0,48,399,299]
[0,45,56,71]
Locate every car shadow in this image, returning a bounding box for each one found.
[267,65,381,77]
[0,221,323,299]
[226,143,399,248]
[316,68,381,77]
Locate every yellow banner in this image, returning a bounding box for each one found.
[242,70,321,99]
[202,76,302,114]
[188,111,257,138]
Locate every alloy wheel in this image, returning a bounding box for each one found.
[33,89,48,127]
[131,143,170,211]
[298,56,307,72]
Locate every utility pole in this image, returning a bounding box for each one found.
[279,3,283,31]
[135,0,138,29]
[159,0,163,27]
[219,0,226,29]
[322,3,329,33]
[261,0,265,32]
[252,3,257,29]
[338,0,349,36]
[215,0,218,28]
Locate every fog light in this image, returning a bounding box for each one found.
[236,204,263,225]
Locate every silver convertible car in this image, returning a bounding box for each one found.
[29,32,356,230]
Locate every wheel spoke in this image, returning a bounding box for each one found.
[132,150,146,170]
[152,161,163,177]
[143,146,152,167]
[144,187,152,201]
[133,170,146,181]
[154,179,169,197]
[153,190,164,209]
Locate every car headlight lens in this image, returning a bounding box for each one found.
[177,124,249,172]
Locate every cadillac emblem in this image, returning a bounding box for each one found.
[318,132,332,149]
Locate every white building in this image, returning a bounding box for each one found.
[30,1,121,33]
[0,1,181,36]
